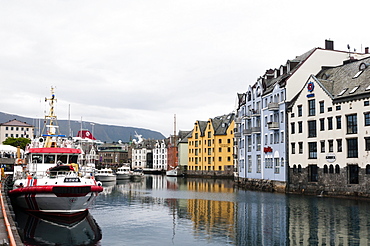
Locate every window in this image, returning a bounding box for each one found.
[308,165,318,182]
[348,164,359,184]
[298,105,302,117]
[336,116,342,129]
[365,112,370,126]
[323,165,328,173]
[308,120,317,138]
[319,101,324,113]
[308,142,317,159]
[291,142,296,154]
[346,114,357,134]
[365,101,370,106]
[329,165,334,173]
[328,117,333,130]
[298,142,303,154]
[328,107,332,112]
[308,99,316,116]
[335,164,340,174]
[320,118,325,131]
[320,141,325,153]
[365,137,370,151]
[298,121,303,133]
[366,165,370,174]
[336,105,341,111]
[347,138,358,158]
[337,139,342,152]
[328,140,333,152]
[291,123,295,134]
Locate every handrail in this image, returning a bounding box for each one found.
[0,182,16,246]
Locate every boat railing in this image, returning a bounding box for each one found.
[48,171,78,179]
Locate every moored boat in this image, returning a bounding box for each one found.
[130,168,144,181]
[116,166,131,180]
[8,88,103,215]
[94,168,117,182]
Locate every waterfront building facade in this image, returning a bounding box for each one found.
[188,113,235,177]
[178,130,192,173]
[0,119,34,143]
[288,56,370,197]
[131,139,155,169]
[153,139,167,171]
[235,40,370,191]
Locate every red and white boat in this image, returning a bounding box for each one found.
[8,88,103,214]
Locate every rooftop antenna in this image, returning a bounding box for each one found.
[347,44,351,57]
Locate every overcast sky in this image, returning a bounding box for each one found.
[1,1,369,137]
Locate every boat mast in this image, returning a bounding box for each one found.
[43,87,63,148]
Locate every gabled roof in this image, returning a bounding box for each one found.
[0,119,33,127]
[262,48,317,96]
[316,56,370,103]
[212,113,235,135]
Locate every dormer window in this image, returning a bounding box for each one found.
[353,63,368,79]
[338,88,347,96]
[349,86,359,94]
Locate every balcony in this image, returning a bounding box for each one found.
[234,132,241,138]
[243,129,252,135]
[251,127,261,133]
[235,117,242,124]
[267,121,279,130]
[268,102,279,111]
[250,109,260,117]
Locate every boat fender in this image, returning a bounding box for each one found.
[39,137,44,142]
[97,181,102,186]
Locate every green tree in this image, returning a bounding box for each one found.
[2,137,31,150]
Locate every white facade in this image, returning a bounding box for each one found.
[153,140,167,170]
[0,119,34,143]
[131,148,147,169]
[236,44,370,184]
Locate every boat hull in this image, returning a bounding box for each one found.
[95,175,117,182]
[166,169,180,177]
[9,185,103,214]
[116,173,130,180]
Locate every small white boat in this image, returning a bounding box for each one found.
[166,166,181,177]
[116,166,131,180]
[94,168,117,182]
[130,168,144,181]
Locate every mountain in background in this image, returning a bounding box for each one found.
[0,111,165,142]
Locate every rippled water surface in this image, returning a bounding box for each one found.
[14,175,370,245]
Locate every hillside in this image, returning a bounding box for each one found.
[0,112,165,142]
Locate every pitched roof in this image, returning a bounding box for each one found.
[315,56,370,103]
[0,119,33,127]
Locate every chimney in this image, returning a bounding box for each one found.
[365,47,369,54]
[325,40,334,50]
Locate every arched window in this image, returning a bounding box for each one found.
[335,164,340,174]
[298,164,302,173]
[329,164,334,174]
[323,165,328,174]
[293,164,297,173]
[366,164,370,174]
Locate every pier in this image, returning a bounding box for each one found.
[0,176,22,246]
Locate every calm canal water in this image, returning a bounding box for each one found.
[14,175,370,245]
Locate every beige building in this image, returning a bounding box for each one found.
[0,119,34,143]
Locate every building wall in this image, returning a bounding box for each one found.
[153,140,167,170]
[188,117,234,176]
[0,124,34,143]
[288,75,370,197]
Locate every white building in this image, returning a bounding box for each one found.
[0,119,34,143]
[153,139,167,171]
[235,40,370,191]
[288,55,370,196]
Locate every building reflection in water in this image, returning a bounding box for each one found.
[93,175,370,245]
[186,178,236,243]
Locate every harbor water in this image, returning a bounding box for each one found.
[13,175,370,245]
